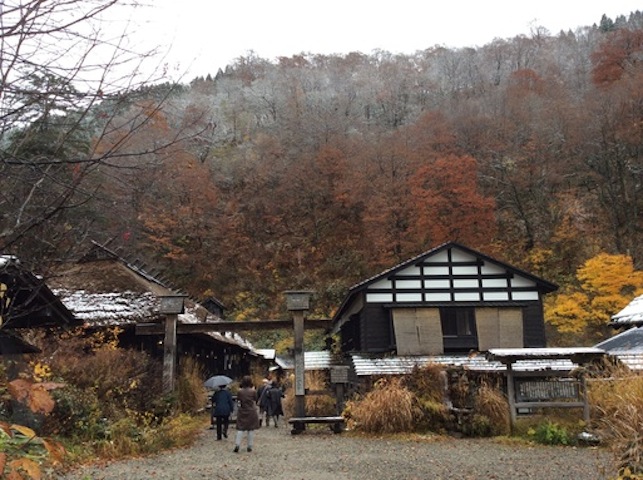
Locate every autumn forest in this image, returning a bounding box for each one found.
[1,11,642,345]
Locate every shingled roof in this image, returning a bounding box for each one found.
[48,241,255,353]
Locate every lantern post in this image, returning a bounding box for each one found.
[159,294,187,393]
[284,290,313,418]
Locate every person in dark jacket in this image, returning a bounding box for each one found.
[211,385,235,440]
[234,376,260,453]
[265,380,285,427]
[256,378,271,426]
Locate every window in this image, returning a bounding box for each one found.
[440,307,478,352]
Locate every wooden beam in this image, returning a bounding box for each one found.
[135,318,332,335]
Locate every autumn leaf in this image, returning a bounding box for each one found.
[0,452,6,475]
[10,424,36,439]
[43,438,66,465]
[7,379,31,403]
[7,457,41,480]
[7,379,57,414]
[0,421,12,437]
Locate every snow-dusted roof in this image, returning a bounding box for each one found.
[256,348,276,360]
[53,287,257,352]
[350,353,579,376]
[594,327,643,371]
[610,353,643,371]
[275,351,335,370]
[53,289,159,325]
[487,347,604,359]
[0,255,19,268]
[611,295,643,327]
[596,326,643,354]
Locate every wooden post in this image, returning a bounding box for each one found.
[293,309,306,418]
[163,314,178,393]
[580,374,590,424]
[506,362,516,434]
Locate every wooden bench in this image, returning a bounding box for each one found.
[288,416,345,434]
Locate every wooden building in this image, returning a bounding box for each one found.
[48,241,264,379]
[331,242,558,356]
[0,255,80,354]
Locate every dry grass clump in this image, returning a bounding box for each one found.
[282,371,336,417]
[403,364,446,403]
[176,357,206,414]
[589,372,643,477]
[473,380,510,436]
[403,364,451,432]
[345,377,422,434]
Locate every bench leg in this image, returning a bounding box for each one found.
[331,422,345,434]
[290,421,305,435]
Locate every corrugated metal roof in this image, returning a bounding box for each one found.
[275,351,335,370]
[350,353,578,376]
[487,347,604,359]
[610,353,643,371]
[596,326,643,354]
[611,295,643,326]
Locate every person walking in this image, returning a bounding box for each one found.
[211,384,235,441]
[233,375,260,453]
[256,378,271,427]
[266,380,285,428]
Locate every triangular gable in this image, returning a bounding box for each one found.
[333,242,557,325]
[351,242,557,294]
[0,255,79,330]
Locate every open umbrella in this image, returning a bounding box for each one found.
[204,375,233,389]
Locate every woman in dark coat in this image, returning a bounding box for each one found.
[211,385,235,440]
[265,381,285,427]
[234,375,260,453]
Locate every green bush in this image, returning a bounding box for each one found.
[461,414,493,437]
[531,421,571,446]
[44,385,106,440]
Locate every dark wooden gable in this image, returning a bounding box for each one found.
[357,242,556,306]
[1,255,80,354]
[332,242,558,354]
[1,256,79,330]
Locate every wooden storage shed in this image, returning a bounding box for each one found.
[332,242,558,356]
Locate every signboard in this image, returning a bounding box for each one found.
[330,366,349,384]
[515,379,579,402]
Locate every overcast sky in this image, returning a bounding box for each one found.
[117,1,641,81]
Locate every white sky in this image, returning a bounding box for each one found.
[117,0,641,81]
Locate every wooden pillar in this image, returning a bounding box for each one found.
[580,374,590,424]
[293,309,306,418]
[163,314,178,393]
[506,362,516,434]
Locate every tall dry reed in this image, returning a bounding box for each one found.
[345,377,422,434]
[589,371,643,477]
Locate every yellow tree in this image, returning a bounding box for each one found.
[546,253,643,345]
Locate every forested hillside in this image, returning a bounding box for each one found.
[2,10,641,325]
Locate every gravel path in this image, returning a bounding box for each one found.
[58,424,612,480]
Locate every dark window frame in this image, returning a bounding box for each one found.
[440,307,479,352]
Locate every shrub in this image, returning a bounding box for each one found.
[531,421,571,446]
[44,385,105,439]
[48,343,164,418]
